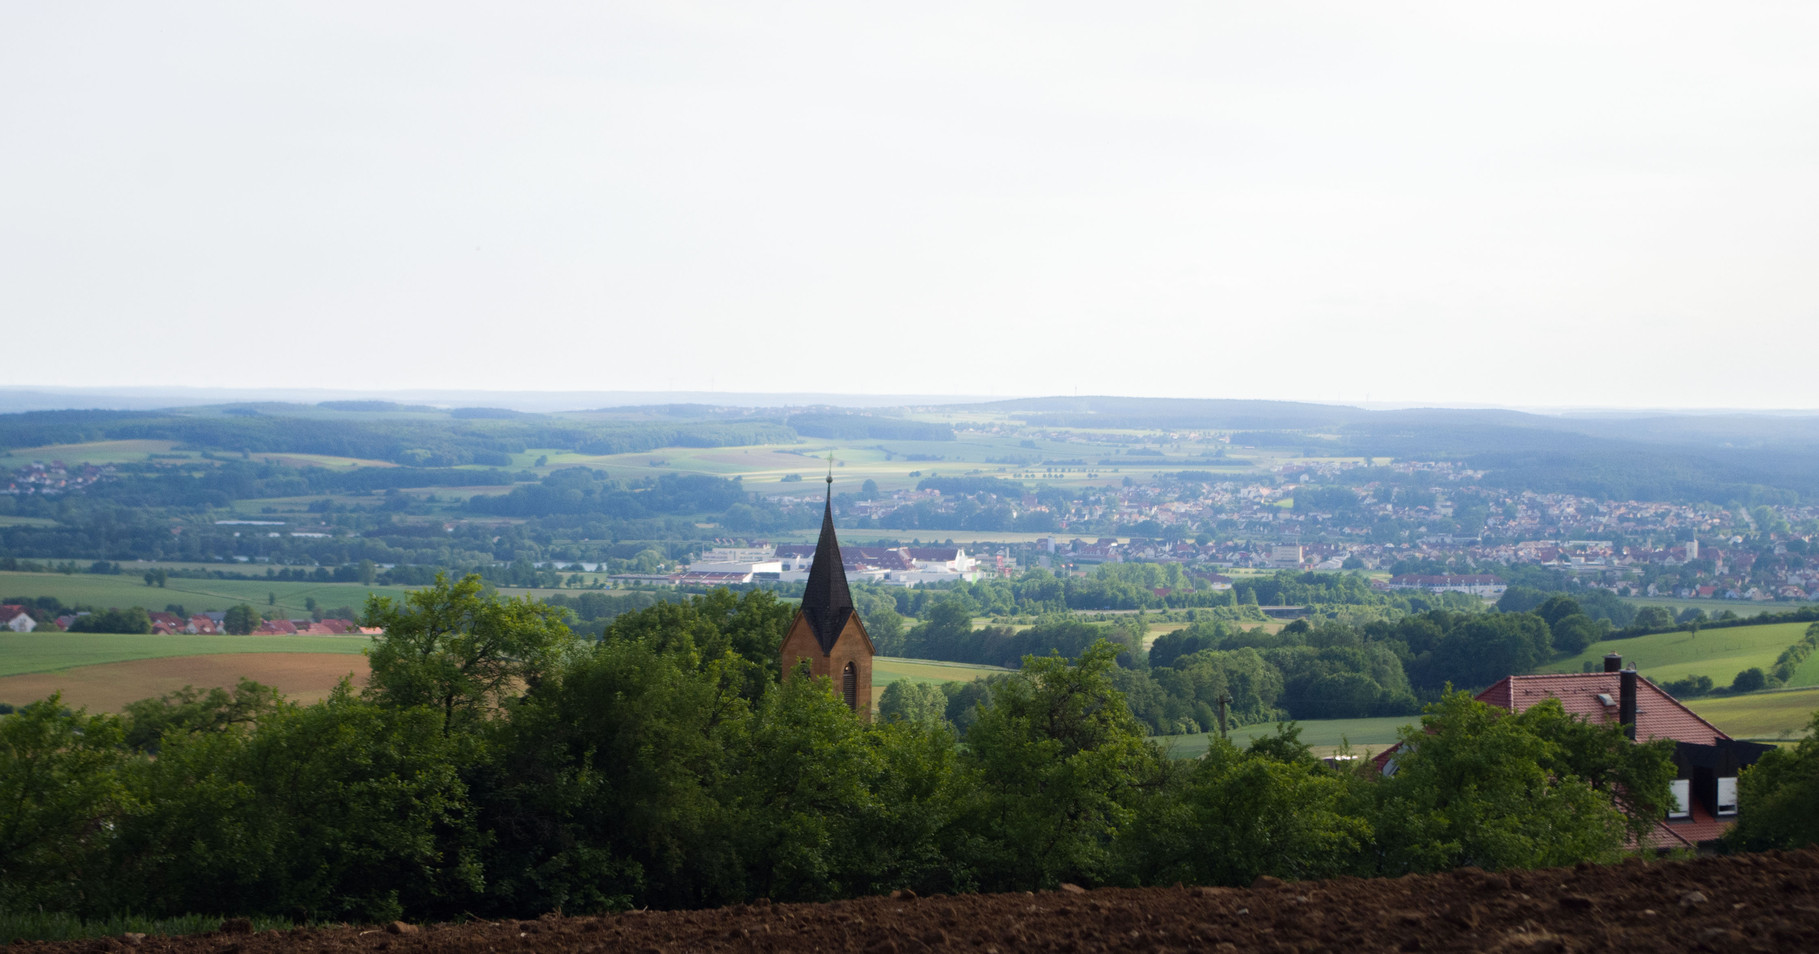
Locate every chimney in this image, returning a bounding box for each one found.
[1603,653,1623,673]
[1619,667,1638,740]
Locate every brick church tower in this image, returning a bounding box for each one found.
[780,473,874,719]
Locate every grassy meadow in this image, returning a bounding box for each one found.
[1686,688,1819,742]
[1540,621,1815,687]
[1157,715,1416,759]
[0,632,368,679]
[1620,595,1811,619]
[872,656,1010,688]
[0,570,415,620]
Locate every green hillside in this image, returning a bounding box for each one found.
[1540,621,1814,687]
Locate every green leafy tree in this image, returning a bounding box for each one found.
[476,638,748,912]
[961,641,1164,890]
[114,685,479,922]
[0,695,134,913]
[878,680,947,726]
[1246,721,1316,765]
[1733,667,1769,692]
[1725,710,1819,851]
[0,695,134,914]
[730,671,885,903]
[66,607,152,634]
[851,587,907,651]
[601,588,792,702]
[1549,613,1605,656]
[122,678,286,754]
[1367,691,1669,874]
[1120,737,1370,886]
[222,603,261,635]
[363,573,577,735]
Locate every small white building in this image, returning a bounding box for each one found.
[1,605,36,632]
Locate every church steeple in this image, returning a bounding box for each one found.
[779,463,874,718]
[799,470,855,653]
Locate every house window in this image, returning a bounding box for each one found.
[1668,779,1691,819]
[842,662,858,712]
[1717,776,1738,815]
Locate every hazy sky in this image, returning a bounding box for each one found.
[5,3,1816,409]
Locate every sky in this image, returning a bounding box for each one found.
[4,3,1817,410]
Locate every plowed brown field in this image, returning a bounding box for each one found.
[0,654,369,711]
[16,849,1819,953]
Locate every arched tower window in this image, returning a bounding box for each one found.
[842,661,858,712]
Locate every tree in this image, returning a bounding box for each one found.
[67,607,152,634]
[878,680,947,726]
[1121,736,1369,887]
[114,685,479,922]
[1724,710,1819,851]
[1632,605,1676,631]
[477,637,749,912]
[1733,667,1769,693]
[0,695,134,914]
[223,603,262,635]
[122,678,286,754]
[1367,691,1669,874]
[601,588,792,702]
[363,573,577,735]
[961,642,1164,890]
[1549,613,1604,656]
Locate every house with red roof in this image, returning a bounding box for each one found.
[1,604,36,633]
[1376,652,1772,850]
[1,604,35,632]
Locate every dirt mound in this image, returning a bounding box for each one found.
[0,654,369,712]
[14,849,1819,953]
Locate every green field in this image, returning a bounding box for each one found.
[872,656,1010,687]
[1541,621,1814,687]
[1620,596,1813,619]
[515,432,1271,503]
[1686,688,1819,742]
[5,439,185,465]
[1157,715,1417,759]
[0,632,368,678]
[0,570,416,620]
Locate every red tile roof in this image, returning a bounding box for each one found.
[1649,802,1731,851]
[1475,673,1728,746]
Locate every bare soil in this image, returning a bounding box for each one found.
[0,654,369,711]
[16,849,1819,953]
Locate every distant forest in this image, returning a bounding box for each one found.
[980,397,1819,503]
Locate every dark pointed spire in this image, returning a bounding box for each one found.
[800,475,854,654]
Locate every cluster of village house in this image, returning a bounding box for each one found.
[2,460,112,495]
[761,457,1819,601]
[0,605,373,636]
[673,545,983,587]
